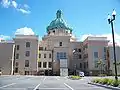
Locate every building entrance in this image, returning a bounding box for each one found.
[37,70,52,76]
[45,70,52,76]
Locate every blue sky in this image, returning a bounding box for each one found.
[0,0,120,43]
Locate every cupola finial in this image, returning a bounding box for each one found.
[56,10,62,18]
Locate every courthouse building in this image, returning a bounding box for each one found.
[0,10,120,76]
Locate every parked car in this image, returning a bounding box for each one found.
[0,71,2,75]
[79,72,84,77]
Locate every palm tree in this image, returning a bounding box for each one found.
[97,59,103,75]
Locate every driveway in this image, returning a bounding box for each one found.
[0,76,115,90]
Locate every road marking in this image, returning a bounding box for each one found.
[56,76,60,80]
[0,83,16,88]
[33,76,46,90]
[43,77,46,81]
[33,83,41,90]
[64,83,74,90]
[1,88,26,90]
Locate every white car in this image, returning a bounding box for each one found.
[79,72,84,77]
[0,71,2,75]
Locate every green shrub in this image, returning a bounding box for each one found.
[92,78,120,87]
[107,79,114,85]
[118,80,120,84]
[92,78,101,83]
[71,75,81,79]
[99,79,104,84]
[92,79,95,83]
[112,80,119,87]
[92,79,97,83]
[95,78,103,83]
[102,78,109,84]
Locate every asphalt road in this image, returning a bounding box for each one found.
[0,75,117,90]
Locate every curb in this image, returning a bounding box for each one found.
[88,82,120,90]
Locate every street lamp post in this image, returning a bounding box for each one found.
[107,9,118,80]
[73,49,76,75]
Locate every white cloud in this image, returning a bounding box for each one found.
[24,4,29,9]
[79,34,93,41]
[17,8,30,14]
[0,35,11,41]
[11,1,17,8]
[1,0,30,14]
[15,27,35,35]
[17,3,30,14]
[79,33,120,46]
[1,0,10,8]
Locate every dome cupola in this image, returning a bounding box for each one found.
[46,10,72,33]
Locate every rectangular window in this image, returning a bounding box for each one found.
[60,52,63,59]
[25,51,30,57]
[39,54,41,58]
[25,60,29,67]
[86,62,88,68]
[16,45,19,50]
[15,67,18,73]
[84,62,86,69]
[63,52,66,59]
[57,52,59,60]
[57,52,66,60]
[39,47,43,50]
[16,62,18,67]
[80,63,82,68]
[16,53,19,59]
[44,54,46,58]
[53,30,55,34]
[25,71,29,75]
[49,53,51,58]
[48,62,52,68]
[59,42,62,46]
[78,49,81,52]
[26,42,30,47]
[38,62,41,68]
[79,54,81,59]
[104,47,106,52]
[43,62,47,68]
[94,52,98,58]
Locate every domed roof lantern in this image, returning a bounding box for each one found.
[56,10,62,18]
[46,10,72,33]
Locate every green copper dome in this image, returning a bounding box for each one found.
[47,10,72,32]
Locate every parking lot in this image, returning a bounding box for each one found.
[0,75,115,90]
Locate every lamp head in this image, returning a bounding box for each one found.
[112,9,116,20]
[107,14,111,24]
